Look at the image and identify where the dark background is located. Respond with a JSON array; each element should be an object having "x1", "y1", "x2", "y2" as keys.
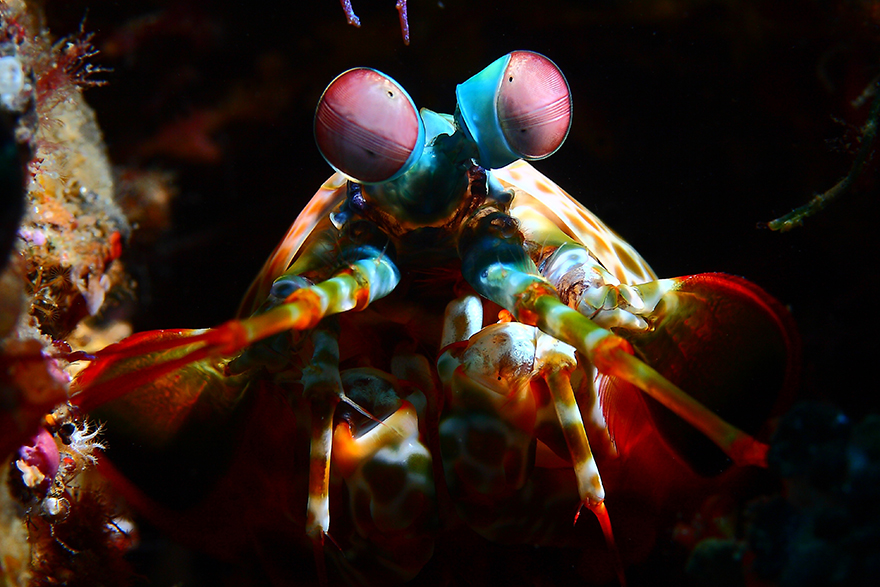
[{"x1": 40, "y1": 0, "x2": 880, "y2": 584}]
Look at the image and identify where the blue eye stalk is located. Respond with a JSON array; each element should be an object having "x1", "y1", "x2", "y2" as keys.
[{"x1": 314, "y1": 51, "x2": 572, "y2": 228}]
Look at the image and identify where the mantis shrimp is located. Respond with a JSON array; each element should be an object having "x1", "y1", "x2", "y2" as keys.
[{"x1": 69, "y1": 51, "x2": 798, "y2": 585}]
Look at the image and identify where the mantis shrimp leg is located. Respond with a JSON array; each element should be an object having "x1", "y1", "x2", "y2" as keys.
[
  {"x1": 458, "y1": 207, "x2": 786, "y2": 469},
  {"x1": 72, "y1": 231, "x2": 400, "y2": 412},
  {"x1": 438, "y1": 301, "x2": 626, "y2": 584}
]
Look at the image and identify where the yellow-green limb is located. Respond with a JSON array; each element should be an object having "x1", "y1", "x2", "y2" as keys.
[
  {"x1": 227, "y1": 252, "x2": 400, "y2": 353},
  {"x1": 529, "y1": 291, "x2": 768, "y2": 468},
  {"x1": 74, "y1": 249, "x2": 399, "y2": 414}
]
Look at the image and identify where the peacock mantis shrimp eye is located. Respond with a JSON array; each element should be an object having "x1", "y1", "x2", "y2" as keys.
[
  {"x1": 314, "y1": 67, "x2": 425, "y2": 184},
  {"x1": 455, "y1": 50, "x2": 572, "y2": 169},
  {"x1": 497, "y1": 51, "x2": 572, "y2": 159}
]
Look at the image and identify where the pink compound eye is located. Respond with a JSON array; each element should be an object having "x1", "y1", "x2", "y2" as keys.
[
  {"x1": 496, "y1": 51, "x2": 572, "y2": 160},
  {"x1": 315, "y1": 68, "x2": 424, "y2": 184}
]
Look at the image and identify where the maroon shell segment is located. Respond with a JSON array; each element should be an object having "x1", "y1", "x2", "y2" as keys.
[
  {"x1": 315, "y1": 68, "x2": 421, "y2": 183},
  {"x1": 497, "y1": 51, "x2": 572, "y2": 160}
]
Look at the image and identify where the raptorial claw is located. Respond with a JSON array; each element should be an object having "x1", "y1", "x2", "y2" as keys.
[
  {"x1": 459, "y1": 207, "x2": 796, "y2": 474},
  {"x1": 616, "y1": 273, "x2": 799, "y2": 474}
]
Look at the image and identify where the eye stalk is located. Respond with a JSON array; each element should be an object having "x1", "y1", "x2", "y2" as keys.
[
  {"x1": 315, "y1": 68, "x2": 425, "y2": 184},
  {"x1": 455, "y1": 51, "x2": 572, "y2": 169}
]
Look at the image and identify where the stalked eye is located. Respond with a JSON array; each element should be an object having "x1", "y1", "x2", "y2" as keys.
[
  {"x1": 455, "y1": 51, "x2": 572, "y2": 169},
  {"x1": 496, "y1": 51, "x2": 571, "y2": 160},
  {"x1": 315, "y1": 68, "x2": 425, "y2": 184}
]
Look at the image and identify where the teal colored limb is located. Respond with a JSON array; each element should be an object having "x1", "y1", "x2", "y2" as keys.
[{"x1": 458, "y1": 208, "x2": 548, "y2": 310}]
